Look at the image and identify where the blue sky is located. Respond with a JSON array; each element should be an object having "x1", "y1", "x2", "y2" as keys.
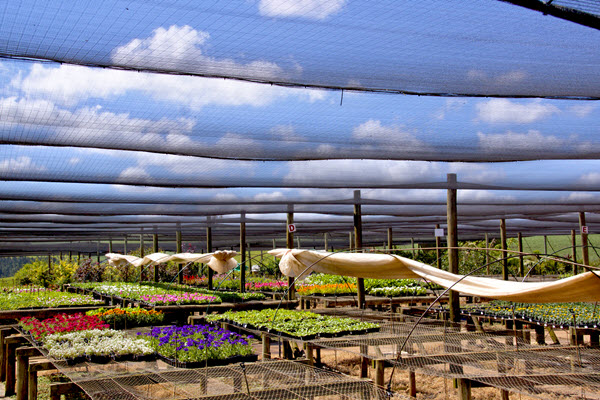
[{"x1": 0, "y1": 0, "x2": 600, "y2": 219}]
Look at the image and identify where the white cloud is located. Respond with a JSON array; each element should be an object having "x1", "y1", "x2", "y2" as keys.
[
  {"x1": 112, "y1": 25, "x2": 284, "y2": 80},
  {"x1": 352, "y1": 120, "x2": 428, "y2": 149},
  {"x1": 578, "y1": 172, "x2": 600, "y2": 186},
  {"x1": 477, "y1": 130, "x2": 565, "y2": 154},
  {"x1": 269, "y1": 124, "x2": 304, "y2": 142},
  {"x1": 254, "y1": 191, "x2": 287, "y2": 201},
  {"x1": 476, "y1": 99, "x2": 560, "y2": 123},
  {"x1": 68, "y1": 158, "x2": 81, "y2": 165},
  {"x1": 560, "y1": 192, "x2": 600, "y2": 202},
  {"x1": 258, "y1": 0, "x2": 346, "y2": 20},
  {"x1": 434, "y1": 98, "x2": 466, "y2": 120},
  {"x1": 568, "y1": 103, "x2": 596, "y2": 118},
  {"x1": 118, "y1": 167, "x2": 152, "y2": 180},
  {"x1": 467, "y1": 70, "x2": 527, "y2": 87},
  {"x1": 0, "y1": 156, "x2": 46, "y2": 173}
]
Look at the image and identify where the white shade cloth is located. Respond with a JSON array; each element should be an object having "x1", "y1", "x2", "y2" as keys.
[
  {"x1": 105, "y1": 250, "x2": 238, "y2": 274},
  {"x1": 269, "y1": 249, "x2": 600, "y2": 303}
]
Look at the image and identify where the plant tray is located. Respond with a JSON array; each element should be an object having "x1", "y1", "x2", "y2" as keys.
[{"x1": 157, "y1": 353, "x2": 258, "y2": 369}]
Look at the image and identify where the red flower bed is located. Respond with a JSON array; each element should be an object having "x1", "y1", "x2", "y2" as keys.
[{"x1": 19, "y1": 313, "x2": 109, "y2": 341}]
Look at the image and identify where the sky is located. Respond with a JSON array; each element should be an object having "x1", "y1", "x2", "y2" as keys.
[{"x1": 0, "y1": 0, "x2": 600, "y2": 228}]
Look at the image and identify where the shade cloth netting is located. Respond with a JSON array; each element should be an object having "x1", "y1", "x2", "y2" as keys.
[
  {"x1": 269, "y1": 249, "x2": 600, "y2": 303},
  {"x1": 105, "y1": 251, "x2": 237, "y2": 274}
]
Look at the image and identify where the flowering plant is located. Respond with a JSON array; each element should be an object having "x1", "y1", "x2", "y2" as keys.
[
  {"x1": 141, "y1": 324, "x2": 254, "y2": 363},
  {"x1": 0, "y1": 290, "x2": 103, "y2": 310},
  {"x1": 86, "y1": 307, "x2": 164, "y2": 328},
  {"x1": 19, "y1": 313, "x2": 109, "y2": 341},
  {"x1": 296, "y1": 283, "x2": 357, "y2": 296},
  {"x1": 368, "y1": 286, "x2": 427, "y2": 297},
  {"x1": 141, "y1": 293, "x2": 218, "y2": 306},
  {"x1": 44, "y1": 329, "x2": 154, "y2": 360}
]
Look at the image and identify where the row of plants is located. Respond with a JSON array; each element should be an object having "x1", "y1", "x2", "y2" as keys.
[
  {"x1": 368, "y1": 286, "x2": 427, "y2": 297},
  {"x1": 139, "y1": 324, "x2": 256, "y2": 367},
  {"x1": 45, "y1": 329, "x2": 155, "y2": 363},
  {"x1": 183, "y1": 274, "x2": 289, "y2": 292},
  {"x1": 206, "y1": 309, "x2": 380, "y2": 340},
  {"x1": 86, "y1": 307, "x2": 164, "y2": 329},
  {"x1": 19, "y1": 313, "x2": 109, "y2": 342},
  {"x1": 462, "y1": 301, "x2": 600, "y2": 328},
  {"x1": 70, "y1": 282, "x2": 221, "y2": 306},
  {"x1": 139, "y1": 282, "x2": 266, "y2": 302},
  {"x1": 0, "y1": 289, "x2": 104, "y2": 310}
]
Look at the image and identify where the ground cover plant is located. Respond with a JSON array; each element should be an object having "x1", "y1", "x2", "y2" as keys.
[
  {"x1": 296, "y1": 274, "x2": 430, "y2": 297},
  {"x1": 0, "y1": 288, "x2": 103, "y2": 310},
  {"x1": 463, "y1": 301, "x2": 600, "y2": 327},
  {"x1": 19, "y1": 313, "x2": 109, "y2": 342},
  {"x1": 71, "y1": 282, "x2": 221, "y2": 305},
  {"x1": 139, "y1": 282, "x2": 266, "y2": 302},
  {"x1": 44, "y1": 329, "x2": 154, "y2": 362},
  {"x1": 206, "y1": 309, "x2": 379, "y2": 339},
  {"x1": 183, "y1": 274, "x2": 288, "y2": 292},
  {"x1": 86, "y1": 307, "x2": 164, "y2": 329},
  {"x1": 141, "y1": 324, "x2": 255, "y2": 365}
]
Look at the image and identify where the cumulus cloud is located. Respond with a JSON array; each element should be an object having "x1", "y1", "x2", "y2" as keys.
[
  {"x1": 112, "y1": 25, "x2": 284, "y2": 80},
  {"x1": 476, "y1": 99, "x2": 560, "y2": 123},
  {"x1": 352, "y1": 120, "x2": 428, "y2": 149},
  {"x1": 258, "y1": 0, "x2": 346, "y2": 20},
  {"x1": 434, "y1": 98, "x2": 466, "y2": 120},
  {"x1": 0, "y1": 156, "x2": 46, "y2": 173},
  {"x1": 568, "y1": 103, "x2": 596, "y2": 118},
  {"x1": 269, "y1": 124, "x2": 304, "y2": 142},
  {"x1": 578, "y1": 172, "x2": 600, "y2": 186},
  {"x1": 477, "y1": 130, "x2": 566, "y2": 156}
]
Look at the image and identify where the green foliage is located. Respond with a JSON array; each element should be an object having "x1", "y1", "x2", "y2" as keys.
[
  {"x1": 14, "y1": 257, "x2": 79, "y2": 287},
  {"x1": 0, "y1": 256, "x2": 34, "y2": 278}
]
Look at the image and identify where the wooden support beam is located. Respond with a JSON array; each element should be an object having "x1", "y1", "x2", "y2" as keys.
[
  {"x1": 500, "y1": 219, "x2": 508, "y2": 281},
  {"x1": 546, "y1": 327, "x2": 561, "y2": 345},
  {"x1": 207, "y1": 224, "x2": 213, "y2": 290},
  {"x1": 16, "y1": 347, "x2": 40, "y2": 400},
  {"x1": 485, "y1": 233, "x2": 490, "y2": 275},
  {"x1": 28, "y1": 360, "x2": 56, "y2": 400},
  {"x1": 517, "y1": 232, "x2": 524, "y2": 277},
  {"x1": 375, "y1": 359, "x2": 385, "y2": 388},
  {"x1": 0, "y1": 327, "x2": 14, "y2": 381},
  {"x1": 140, "y1": 228, "x2": 145, "y2": 258},
  {"x1": 153, "y1": 232, "x2": 159, "y2": 282},
  {"x1": 176, "y1": 225, "x2": 183, "y2": 285},
  {"x1": 457, "y1": 378, "x2": 472, "y2": 400},
  {"x1": 408, "y1": 369, "x2": 417, "y2": 397},
  {"x1": 324, "y1": 232, "x2": 328, "y2": 251},
  {"x1": 435, "y1": 224, "x2": 442, "y2": 269},
  {"x1": 261, "y1": 333, "x2": 271, "y2": 360},
  {"x1": 571, "y1": 229, "x2": 578, "y2": 275},
  {"x1": 49, "y1": 382, "x2": 83, "y2": 400},
  {"x1": 286, "y1": 208, "x2": 295, "y2": 300},
  {"x1": 354, "y1": 190, "x2": 365, "y2": 310},
  {"x1": 5, "y1": 335, "x2": 28, "y2": 397},
  {"x1": 446, "y1": 174, "x2": 460, "y2": 322},
  {"x1": 359, "y1": 343, "x2": 368, "y2": 379},
  {"x1": 579, "y1": 212, "x2": 590, "y2": 267},
  {"x1": 387, "y1": 227, "x2": 393, "y2": 251}
]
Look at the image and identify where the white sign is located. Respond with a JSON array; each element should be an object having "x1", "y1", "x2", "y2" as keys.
[
  {"x1": 582, "y1": 226, "x2": 589, "y2": 234},
  {"x1": 288, "y1": 224, "x2": 296, "y2": 233},
  {"x1": 434, "y1": 228, "x2": 444, "y2": 237}
]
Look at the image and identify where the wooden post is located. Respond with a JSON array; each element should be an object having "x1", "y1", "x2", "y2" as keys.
[
  {"x1": 68, "y1": 250, "x2": 72, "y2": 262},
  {"x1": 47, "y1": 254, "x2": 51, "y2": 275},
  {"x1": 457, "y1": 378, "x2": 472, "y2": 400},
  {"x1": 29, "y1": 361, "x2": 55, "y2": 400},
  {"x1": 579, "y1": 212, "x2": 590, "y2": 267},
  {"x1": 387, "y1": 227, "x2": 393, "y2": 251},
  {"x1": 500, "y1": 389, "x2": 510, "y2": 400},
  {"x1": 96, "y1": 241, "x2": 101, "y2": 264},
  {"x1": 176, "y1": 224, "x2": 183, "y2": 284},
  {"x1": 240, "y1": 213, "x2": 247, "y2": 293},
  {"x1": 124, "y1": 235, "x2": 128, "y2": 254},
  {"x1": 518, "y1": 232, "x2": 524, "y2": 277},
  {"x1": 324, "y1": 232, "x2": 328, "y2": 251},
  {"x1": 261, "y1": 333, "x2": 271, "y2": 360},
  {"x1": 543, "y1": 235, "x2": 548, "y2": 255},
  {"x1": 500, "y1": 219, "x2": 508, "y2": 281},
  {"x1": 435, "y1": 224, "x2": 442, "y2": 269},
  {"x1": 16, "y1": 347, "x2": 39, "y2": 400},
  {"x1": 153, "y1": 232, "x2": 159, "y2": 282},
  {"x1": 207, "y1": 225, "x2": 213, "y2": 290},
  {"x1": 375, "y1": 359, "x2": 385, "y2": 387},
  {"x1": 485, "y1": 232, "x2": 490, "y2": 275},
  {"x1": 108, "y1": 239, "x2": 112, "y2": 254},
  {"x1": 140, "y1": 228, "x2": 145, "y2": 258},
  {"x1": 408, "y1": 369, "x2": 417, "y2": 397},
  {"x1": 571, "y1": 229, "x2": 578, "y2": 275},
  {"x1": 411, "y1": 237, "x2": 416, "y2": 257},
  {"x1": 354, "y1": 190, "x2": 365, "y2": 310},
  {"x1": 359, "y1": 344, "x2": 368, "y2": 378},
  {"x1": 5, "y1": 336, "x2": 27, "y2": 397},
  {"x1": 0, "y1": 328, "x2": 12, "y2": 382},
  {"x1": 286, "y1": 207, "x2": 295, "y2": 300},
  {"x1": 447, "y1": 174, "x2": 460, "y2": 323}
]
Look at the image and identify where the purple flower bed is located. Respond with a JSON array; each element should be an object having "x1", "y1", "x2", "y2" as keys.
[
  {"x1": 140, "y1": 324, "x2": 255, "y2": 366},
  {"x1": 140, "y1": 293, "x2": 218, "y2": 306}
]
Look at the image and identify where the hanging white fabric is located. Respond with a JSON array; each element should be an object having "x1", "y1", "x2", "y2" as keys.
[
  {"x1": 105, "y1": 250, "x2": 238, "y2": 274},
  {"x1": 269, "y1": 248, "x2": 600, "y2": 303}
]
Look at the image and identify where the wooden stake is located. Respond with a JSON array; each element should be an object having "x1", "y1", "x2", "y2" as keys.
[
  {"x1": 518, "y1": 232, "x2": 524, "y2": 277},
  {"x1": 153, "y1": 232, "x2": 159, "y2": 282},
  {"x1": 176, "y1": 225, "x2": 183, "y2": 284},
  {"x1": 286, "y1": 208, "x2": 295, "y2": 300},
  {"x1": 435, "y1": 224, "x2": 442, "y2": 269},
  {"x1": 387, "y1": 227, "x2": 393, "y2": 251},
  {"x1": 579, "y1": 212, "x2": 590, "y2": 267},
  {"x1": 571, "y1": 229, "x2": 578, "y2": 275},
  {"x1": 240, "y1": 213, "x2": 246, "y2": 293},
  {"x1": 207, "y1": 225, "x2": 213, "y2": 290},
  {"x1": 485, "y1": 232, "x2": 490, "y2": 275}
]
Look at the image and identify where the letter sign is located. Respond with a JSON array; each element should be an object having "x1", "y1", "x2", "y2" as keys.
[
  {"x1": 434, "y1": 228, "x2": 444, "y2": 237},
  {"x1": 288, "y1": 224, "x2": 296, "y2": 233},
  {"x1": 582, "y1": 226, "x2": 589, "y2": 234}
]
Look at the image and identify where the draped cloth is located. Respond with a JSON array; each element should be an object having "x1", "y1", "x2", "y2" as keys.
[
  {"x1": 105, "y1": 250, "x2": 238, "y2": 274},
  {"x1": 269, "y1": 249, "x2": 600, "y2": 303}
]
